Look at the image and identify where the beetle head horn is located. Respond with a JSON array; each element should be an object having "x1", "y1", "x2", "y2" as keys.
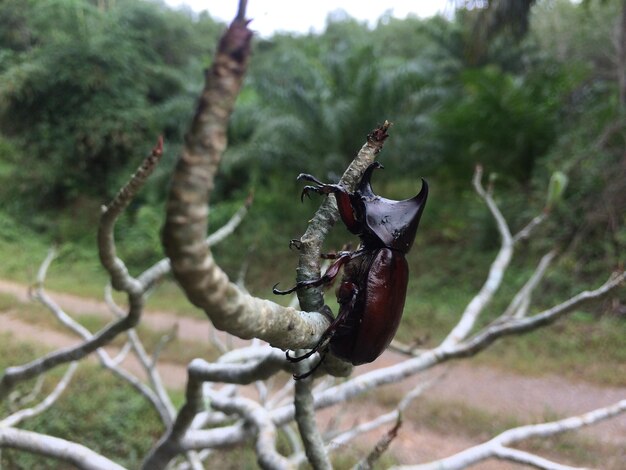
[
  {"x1": 357, "y1": 162, "x2": 384, "y2": 196},
  {"x1": 396, "y1": 178, "x2": 428, "y2": 252}
]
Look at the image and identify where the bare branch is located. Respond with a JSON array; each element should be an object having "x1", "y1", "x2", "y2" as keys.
[
  {"x1": 142, "y1": 351, "x2": 288, "y2": 469},
  {"x1": 138, "y1": 196, "x2": 253, "y2": 290},
  {"x1": 13, "y1": 250, "x2": 171, "y2": 424},
  {"x1": 0, "y1": 427, "x2": 127, "y2": 470},
  {"x1": 267, "y1": 270, "x2": 625, "y2": 427},
  {"x1": 99, "y1": 137, "x2": 163, "y2": 294},
  {"x1": 354, "y1": 414, "x2": 402, "y2": 470},
  {"x1": 294, "y1": 376, "x2": 331, "y2": 470},
  {"x1": 0, "y1": 139, "x2": 165, "y2": 399},
  {"x1": 392, "y1": 399, "x2": 626, "y2": 470},
  {"x1": 513, "y1": 211, "x2": 548, "y2": 243},
  {"x1": 105, "y1": 283, "x2": 177, "y2": 422},
  {"x1": 447, "y1": 270, "x2": 626, "y2": 358},
  {"x1": 8, "y1": 374, "x2": 45, "y2": 412},
  {"x1": 1, "y1": 362, "x2": 78, "y2": 428},
  {"x1": 207, "y1": 193, "x2": 253, "y2": 247},
  {"x1": 329, "y1": 376, "x2": 435, "y2": 464},
  {"x1": 501, "y1": 250, "x2": 557, "y2": 319},
  {"x1": 440, "y1": 165, "x2": 514, "y2": 348},
  {"x1": 209, "y1": 392, "x2": 292, "y2": 469}
]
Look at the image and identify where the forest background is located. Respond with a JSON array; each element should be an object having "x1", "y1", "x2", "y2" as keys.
[{"x1": 0, "y1": 0, "x2": 624, "y2": 465}]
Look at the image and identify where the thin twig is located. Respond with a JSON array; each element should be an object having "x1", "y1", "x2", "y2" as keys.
[
  {"x1": 1, "y1": 362, "x2": 79, "y2": 428},
  {"x1": 440, "y1": 165, "x2": 514, "y2": 348}
]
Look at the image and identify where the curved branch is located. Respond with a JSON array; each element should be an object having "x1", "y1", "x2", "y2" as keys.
[
  {"x1": 209, "y1": 393, "x2": 292, "y2": 469},
  {"x1": 266, "y1": 270, "x2": 626, "y2": 426},
  {"x1": 0, "y1": 427, "x2": 126, "y2": 470},
  {"x1": 142, "y1": 351, "x2": 288, "y2": 469},
  {"x1": 161, "y1": 10, "x2": 331, "y2": 350},
  {"x1": 440, "y1": 165, "x2": 514, "y2": 348},
  {"x1": 392, "y1": 399, "x2": 626, "y2": 470},
  {"x1": 0, "y1": 362, "x2": 78, "y2": 428},
  {"x1": 138, "y1": 196, "x2": 253, "y2": 289}
]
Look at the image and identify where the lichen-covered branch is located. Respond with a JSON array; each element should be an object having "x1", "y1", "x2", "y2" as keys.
[
  {"x1": 99, "y1": 137, "x2": 163, "y2": 294},
  {"x1": 287, "y1": 122, "x2": 390, "y2": 467},
  {"x1": 294, "y1": 376, "x2": 331, "y2": 470},
  {"x1": 293, "y1": 122, "x2": 391, "y2": 314},
  {"x1": 160, "y1": 3, "x2": 387, "y2": 353},
  {"x1": 139, "y1": 196, "x2": 252, "y2": 290}
]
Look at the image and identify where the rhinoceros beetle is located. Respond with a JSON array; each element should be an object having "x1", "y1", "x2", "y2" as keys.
[{"x1": 274, "y1": 161, "x2": 428, "y2": 379}]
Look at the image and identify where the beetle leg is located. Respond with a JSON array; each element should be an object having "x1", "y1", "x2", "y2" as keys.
[
  {"x1": 321, "y1": 249, "x2": 352, "y2": 260},
  {"x1": 286, "y1": 345, "x2": 324, "y2": 362},
  {"x1": 300, "y1": 184, "x2": 344, "y2": 202},
  {"x1": 296, "y1": 173, "x2": 326, "y2": 185},
  {"x1": 292, "y1": 351, "x2": 327, "y2": 380},
  {"x1": 273, "y1": 252, "x2": 354, "y2": 295}
]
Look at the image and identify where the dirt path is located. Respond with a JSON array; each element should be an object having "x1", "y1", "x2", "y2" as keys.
[{"x1": 0, "y1": 278, "x2": 624, "y2": 467}]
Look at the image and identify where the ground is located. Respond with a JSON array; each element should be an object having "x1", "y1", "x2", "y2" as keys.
[{"x1": 0, "y1": 278, "x2": 624, "y2": 468}]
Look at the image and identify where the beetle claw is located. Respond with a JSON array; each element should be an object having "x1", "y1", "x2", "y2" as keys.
[
  {"x1": 300, "y1": 187, "x2": 314, "y2": 202},
  {"x1": 297, "y1": 173, "x2": 325, "y2": 185},
  {"x1": 292, "y1": 352, "x2": 326, "y2": 380},
  {"x1": 289, "y1": 239, "x2": 303, "y2": 250},
  {"x1": 286, "y1": 349, "x2": 315, "y2": 363},
  {"x1": 272, "y1": 282, "x2": 298, "y2": 295}
]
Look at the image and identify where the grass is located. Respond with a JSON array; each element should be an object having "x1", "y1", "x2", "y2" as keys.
[
  {"x1": 1, "y1": 225, "x2": 625, "y2": 387},
  {"x1": 0, "y1": 334, "x2": 164, "y2": 469},
  {"x1": 0, "y1": 292, "x2": 219, "y2": 368},
  {"x1": 0, "y1": 225, "x2": 623, "y2": 468},
  {"x1": 402, "y1": 397, "x2": 625, "y2": 469}
]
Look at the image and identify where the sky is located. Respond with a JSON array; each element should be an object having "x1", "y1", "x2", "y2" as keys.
[{"x1": 163, "y1": 1, "x2": 453, "y2": 37}]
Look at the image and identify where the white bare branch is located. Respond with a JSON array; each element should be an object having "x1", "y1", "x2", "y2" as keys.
[
  {"x1": 104, "y1": 284, "x2": 176, "y2": 421},
  {"x1": 513, "y1": 211, "x2": 548, "y2": 243},
  {"x1": 25, "y1": 253, "x2": 172, "y2": 424},
  {"x1": 209, "y1": 391, "x2": 293, "y2": 469},
  {"x1": 0, "y1": 427, "x2": 127, "y2": 470},
  {"x1": 0, "y1": 362, "x2": 78, "y2": 428},
  {"x1": 392, "y1": 399, "x2": 626, "y2": 470},
  {"x1": 440, "y1": 165, "x2": 514, "y2": 348},
  {"x1": 501, "y1": 250, "x2": 557, "y2": 319}
]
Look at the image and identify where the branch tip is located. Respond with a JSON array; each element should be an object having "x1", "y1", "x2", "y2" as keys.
[
  {"x1": 245, "y1": 190, "x2": 254, "y2": 208},
  {"x1": 368, "y1": 121, "x2": 391, "y2": 144},
  {"x1": 236, "y1": 0, "x2": 248, "y2": 22},
  {"x1": 154, "y1": 135, "x2": 164, "y2": 156}
]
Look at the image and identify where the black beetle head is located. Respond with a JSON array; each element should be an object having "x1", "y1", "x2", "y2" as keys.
[{"x1": 356, "y1": 162, "x2": 428, "y2": 253}]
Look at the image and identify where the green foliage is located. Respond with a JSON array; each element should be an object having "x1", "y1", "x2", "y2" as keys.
[
  {"x1": 433, "y1": 63, "x2": 570, "y2": 183},
  {"x1": 0, "y1": 0, "x2": 221, "y2": 214},
  {"x1": 546, "y1": 170, "x2": 568, "y2": 209}
]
